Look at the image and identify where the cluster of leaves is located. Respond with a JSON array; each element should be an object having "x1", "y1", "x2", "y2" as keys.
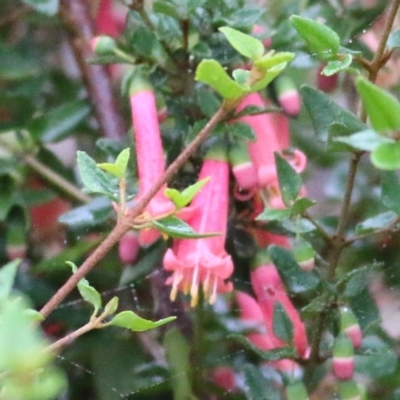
[{"x1": 2, "y1": 0, "x2": 400, "y2": 399}]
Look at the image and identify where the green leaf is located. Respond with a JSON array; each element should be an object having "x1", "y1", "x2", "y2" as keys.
[
  {"x1": 24, "y1": 309, "x2": 45, "y2": 323},
  {"x1": 371, "y1": 142, "x2": 400, "y2": 170},
  {"x1": 103, "y1": 297, "x2": 119, "y2": 316},
  {"x1": 381, "y1": 171, "x2": 400, "y2": 214},
  {"x1": 229, "y1": 121, "x2": 256, "y2": 140},
  {"x1": 243, "y1": 364, "x2": 279, "y2": 400},
  {"x1": 29, "y1": 100, "x2": 90, "y2": 143},
  {"x1": 219, "y1": 27, "x2": 264, "y2": 61},
  {"x1": 254, "y1": 52, "x2": 295, "y2": 69},
  {"x1": 256, "y1": 208, "x2": 291, "y2": 221},
  {"x1": 58, "y1": 197, "x2": 113, "y2": 230},
  {"x1": 0, "y1": 259, "x2": 20, "y2": 303},
  {"x1": 195, "y1": 59, "x2": 246, "y2": 100},
  {"x1": 322, "y1": 54, "x2": 352, "y2": 76},
  {"x1": 268, "y1": 245, "x2": 319, "y2": 293},
  {"x1": 77, "y1": 151, "x2": 119, "y2": 198},
  {"x1": 387, "y1": 28, "x2": 400, "y2": 50},
  {"x1": 107, "y1": 311, "x2": 175, "y2": 331},
  {"x1": 275, "y1": 153, "x2": 302, "y2": 206},
  {"x1": 334, "y1": 129, "x2": 394, "y2": 152},
  {"x1": 21, "y1": 0, "x2": 59, "y2": 15},
  {"x1": 249, "y1": 62, "x2": 287, "y2": 92},
  {"x1": 273, "y1": 302, "x2": 293, "y2": 343},
  {"x1": 67, "y1": 261, "x2": 102, "y2": 313},
  {"x1": 152, "y1": 216, "x2": 218, "y2": 238},
  {"x1": 289, "y1": 15, "x2": 340, "y2": 60},
  {"x1": 232, "y1": 68, "x2": 251, "y2": 85},
  {"x1": 229, "y1": 334, "x2": 296, "y2": 361},
  {"x1": 97, "y1": 147, "x2": 130, "y2": 179},
  {"x1": 356, "y1": 77, "x2": 400, "y2": 135},
  {"x1": 164, "y1": 328, "x2": 197, "y2": 400},
  {"x1": 355, "y1": 336, "x2": 397, "y2": 378},
  {"x1": 355, "y1": 211, "x2": 398, "y2": 235},
  {"x1": 196, "y1": 86, "x2": 220, "y2": 118},
  {"x1": 165, "y1": 178, "x2": 210, "y2": 209},
  {"x1": 301, "y1": 85, "x2": 366, "y2": 141},
  {"x1": 291, "y1": 197, "x2": 316, "y2": 217}
]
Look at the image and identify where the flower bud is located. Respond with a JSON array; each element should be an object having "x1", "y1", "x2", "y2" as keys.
[
  {"x1": 229, "y1": 140, "x2": 258, "y2": 190},
  {"x1": 118, "y1": 231, "x2": 140, "y2": 264},
  {"x1": 212, "y1": 366, "x2": 237, "y2": 392},
  {"x1": 317, "y1": 64, "x2": 339, "y2": 92},
  {"x1": 286, "y1": 380, "x2": 309, "y2": 400},
  {"x1": 293, "y1": 238, "x2": 315, "y2": 271},
  {"x1": 90, "y1": 35, "x2": 117, "y2": 55},
  {"x1": 340, "y1": 306, "x2": 362, "y2": 348},
  {"x1": 275, "y1": 76, "x2": 301, "y2": 117},
  {"x1": 332, "y1": 334, "x2": 354, "y2": 380},
  {"x1": 338, "y1": 380, "x2": 361, "y2": 400}
]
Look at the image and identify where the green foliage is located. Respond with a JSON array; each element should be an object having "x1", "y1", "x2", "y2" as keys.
[
  {"x1": 107, "y1": 311, "x2": 176, "y2": 332},
  {"x1": 97, "y1": 148, "x2": 130, "y2": 180},
  {"x1": 152, "y1": 216, "x2": 219, "y2": 238},
  {"x1": 165, "y1": 178, "x2": 210, "y2": 209},
  {"x1": 275, "y1": 152, "x2": 302, "y2": 206}
]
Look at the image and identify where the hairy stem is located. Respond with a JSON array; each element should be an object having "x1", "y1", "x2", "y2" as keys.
[{"x1": 40, "y1": 103, "x2": 232, "y2": 319}]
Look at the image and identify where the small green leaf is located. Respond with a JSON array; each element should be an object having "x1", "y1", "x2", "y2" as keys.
[
  {"x1": 268, "y1": 245, "x2": 319, "y2": 293},
  {"x1": 273, "y1": 302, "x2": 293, "y2": 343},
  {"x1": 249, "y1": 62, "x2": 287, "y2": 92},
  {"x1": 381, "y1": 171, "x2": 400, "y2": 214},
  {"x1": 24, "y1": 309, "x2": 45, "y2": 323},
  {"x1": 322, "y1": 54, "x2": 352, "y2": 76},
  {"x1": 356, "y1": 77, "x2": 400, "y2": 136},
  {"x1": 115, "y1": 148, "x2": 130, "y2": 175},
  {"x1": 291, "y1": 197, "x2": 316, "y2": 217},
  {"x1": 0, "y1": 259, "x2": 20, "y2": 303},
  {"x1": 355, "y1": 211, "x2": 398, "y2": 235},
  {"x1": 275, "y1": 153, "x2": 302, "y2": 206},
  {"x1": 103, "y1": 297, "x2": 119, "y2": 316},
  {"x1": 67, "y1": 261, "x2": 102, "y2": 313},
  {"x1": 195, "y1": 59, "x2": 246, "y2": 100},
  {"x1": 152, "y1": 216, "x2": 218, "y2": 239},
  {"x1": 334, "y1": 129, "x2": 394, "y2": 151},
  {"x1": 371, "y1": 142, "x2": 400, "y2": 170},
  {"x1": 232, "y1": 68, "x2": 251, "y2": 85},
  {"x1": 196, "y1": 86, "x2": 220, "y2": 117},
  {"x1": 77, "y1": 151, "x2": 119, "y2": 198},
  {"x1": 229, "y1": 121, "x2": 256, "y2": 140},
  {"x1": 289, "y1": 15, "x2": 340, "y2": 60},
  {"x1": 387, "y1": 28, "x2": 400, "y2": 50},
  {"x1": 219, "y1": 27, "x2": 264, "y2": 60},
  {"x1": 254, "y1": 52, "x2": 295, "y2": 69},
  {"x1": 165, "y1": 178, "x2": 210, "y2": 209},
  {"x1": 301, "y1": 85, "x2": 367, "y2": 141},
  {"x1": 97, "y1": 148, "x2": 130, "y2": 179},
  {"x1": 107, "y1": 311, "x2": 175, "y2": 331},
  {"x1": 256, "y1": 208, "x2": 291, "y2": 221}
]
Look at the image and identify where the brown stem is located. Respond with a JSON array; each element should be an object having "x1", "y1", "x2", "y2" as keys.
[
  {"x1": 59, "y1": 0, "x2": 126, "y2": 141},
  {"x1": 39, "y1": 103, "x2": 231, "y2": 319}
]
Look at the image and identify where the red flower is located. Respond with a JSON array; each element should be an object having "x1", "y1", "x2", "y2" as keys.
[{"x1": 163, "y1": 148, "x2": 233, "y2": 306}]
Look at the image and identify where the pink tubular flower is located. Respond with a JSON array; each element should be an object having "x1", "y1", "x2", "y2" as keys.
[
  {"x1": 129, "y1": 74, "x2": 176, "y2": 246},
  {"x1": 163, "y1": 146, "x2": 234, "y2": 306},
  {"x1": 250, "y1": 263, "x2": 309, "y2": 358}
]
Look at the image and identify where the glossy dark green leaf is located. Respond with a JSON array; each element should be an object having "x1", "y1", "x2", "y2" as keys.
[
  {"x1": 301, "y1": 85, "x2": 366, "y2": 141},
  {"x1": 388, "y1": 28, "x2": 400, "y2": 50},
  {"x1": 275, "y1": 153, "x2": 302, "y2": 206},
  {"x1": 195, "y1": 59, "x2": 246, "y2": 100},
  {"x1": 381, "y1": 171, "x2": 400, "y2": 214},
  {"x1": 229, "y1": 121, "x2": 256, "y2": 140},
  {"x1": 229, "y1": 334, "x2": 296, "y2": 361},
  {"x1": 108, "y1": 311, "x2": 175, "y2": 332},
  {"x1": 219, "y1": 27, "x2": 264, "y2": 60},
  {"x1": 339, "y1": 264, "x2": 379, "y2": 299},
  {"x1": 268, "y1": 245, "x2": 319, "y2": 293},
  {"x1": 355, "y1": 211, "x2": 397, "y2": 235},
  {"x1": 165, "y1": 178, "x2": 210, "y2": 209},
  {"x1": 289, "y1": 16, "x2": 340, "y2": 60},
  {"x1": 356, "y1": 77, "x2": 400, "y2": 136},
  {"x1": 334, "y1": 129, "x2": 393, "y2": 152},
  {"x1": 21, "y1": 0, "x2": 59, "y2": 15},
  {"x1": 371, "y1": 142, "x2": 400, "y2": 170},
  {"x1": 67, "y1": 261, "x2": 102, "y2": 313},
  {"x1": 322, "y1": 54, "x2": 352, "y2": 76},
  {"x1": 256, "y1": 208, "x2": 291, "y2": 221},
  {"x1": 152, "y1": 216, "x2": 218, "y2": 238},
  {"x1": 291, "y1": 197, "x2": 316, "y2": 217},
  {"x1": 355, "y1": 336, "x2": 397, "y2": 378},
  {"x1": 243, "y1": 364, "x2": 280, "y2": 400},
  {"x1": 58, "y1": 197, "x2": 114, "y2": 230},
  {"x1": 196, "y1": 86, "x2": 220, "y2": 118},
  {"x1": 273, "y1": 302, "x2": 293, "y2": 343},
  {"x1": 0, "y1": 259, "x2": 20, "y2": 303},
  {"x1": 77, "y1": 151, "x2": 119, "y2": 198},
  {"x1": 29, "y1": 100, "x2": 90, "y2": 143}
]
